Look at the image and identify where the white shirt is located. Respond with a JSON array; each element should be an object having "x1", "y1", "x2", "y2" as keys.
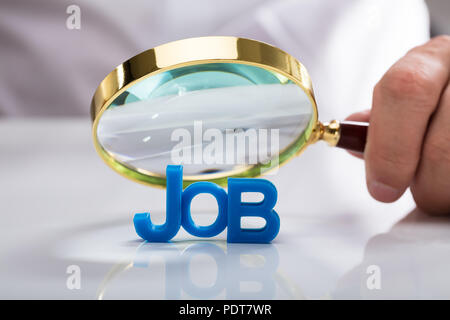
[{"x1": 0, "y1": 0, "x2": 429, "y2": 118}]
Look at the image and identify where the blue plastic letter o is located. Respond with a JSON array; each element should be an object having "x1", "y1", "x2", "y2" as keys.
[{"x1": 181, "y1": 182, "x2": 228, "y2": 237}]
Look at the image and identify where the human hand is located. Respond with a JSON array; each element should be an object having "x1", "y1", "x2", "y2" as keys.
[{"x1": 347, "y1": 36, "x2": 450, "y2": 215}]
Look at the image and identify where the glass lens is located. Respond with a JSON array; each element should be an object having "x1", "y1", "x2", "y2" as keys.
[{"x1": 96, "y1": 63, "x2": 314, "y2": 178}]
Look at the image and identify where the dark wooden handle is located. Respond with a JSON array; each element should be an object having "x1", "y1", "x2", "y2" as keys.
[{"x1": 336, "y1": 121, "x2": 369, "y2": 153}]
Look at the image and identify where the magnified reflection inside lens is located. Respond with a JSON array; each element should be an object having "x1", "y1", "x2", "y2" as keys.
[{"x1": 96, "y1": 63, "x2": 314, "y2": 177}]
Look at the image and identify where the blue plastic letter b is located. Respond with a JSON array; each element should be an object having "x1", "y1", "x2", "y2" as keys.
[{"x1": 227, "y1": 178, "x2": 280, "y2": 243}]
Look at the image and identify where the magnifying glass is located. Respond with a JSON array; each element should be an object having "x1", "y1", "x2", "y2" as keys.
[{"x1": 91, "y1": 36, "x2": 368, "y2": 188}]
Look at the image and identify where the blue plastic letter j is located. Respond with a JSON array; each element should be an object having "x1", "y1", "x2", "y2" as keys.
[
  {"x1": 227, "y1": 178, "x2": 280, "y2": 243},
  {"x1": 133, "y1": 165, "x2": 183, "y2": 242}
]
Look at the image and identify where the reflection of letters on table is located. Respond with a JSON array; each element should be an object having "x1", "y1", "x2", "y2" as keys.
[{"x1": 101, "y1": 242, "x2": 281, "y2": 300}]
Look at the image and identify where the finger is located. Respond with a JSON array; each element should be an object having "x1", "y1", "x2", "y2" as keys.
[
  {"x1": 346, "y1": 109, "x2": 371, "y2": 123},
  {"x1": 366, "y1": 36, "x2": 450, "y2": 202},
  {"x1": 411, "y1": 82, "x2": 450, "y2": 215},
  {"x1": 345, "y1": 109, "x2": 371, "y2": 159}
]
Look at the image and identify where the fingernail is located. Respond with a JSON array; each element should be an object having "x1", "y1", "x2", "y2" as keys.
[{"x1": 368, "y1": 180, "x2": 402, "y2": 202}]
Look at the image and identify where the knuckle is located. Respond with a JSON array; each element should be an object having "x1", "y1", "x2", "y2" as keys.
[
  {"x1": 431, "y1": 34, "x2": 450, "y2": 47},
  {"x1": 410, "y1": 133, "x2": 450, "y2": 216},
  {"x1": 369, "y1": 146, "x2": 417, "y2": 187},
  {"x1": 378, "y1": 65, "x2": 434, "y2": 103},
  {"x1": 411, "y1": 185, "x2": 450, "y2": 216},
  {"x1": 411, "y1": 35, "x2": 450, "y2": 55},
  {"x1": 424, "y1": 135, "x2": 450, "y2": 164}
]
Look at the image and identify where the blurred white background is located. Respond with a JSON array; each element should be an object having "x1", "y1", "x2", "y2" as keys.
[{"x1": 0, "y1": 0, "x2": 434, "y2": 118}]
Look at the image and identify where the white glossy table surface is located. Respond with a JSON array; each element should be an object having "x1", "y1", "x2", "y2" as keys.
[{"x1": 1, "y1": 119, "x2": 449, "y2": 299}]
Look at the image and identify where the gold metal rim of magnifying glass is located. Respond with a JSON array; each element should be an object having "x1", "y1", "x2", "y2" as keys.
[{"x1": 91, "y1": 36, "x2": 339, "y2": 188}]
